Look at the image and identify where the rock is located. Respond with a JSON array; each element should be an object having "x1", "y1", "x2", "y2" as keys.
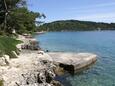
[
  {"x1": 54, "y1": 65, "x2": 65, "y2": 76},
  {"x1": 38, "y1": 51, "x2": 44, "y2": 55},
  {"x1": 51, "y1": 80, "x2": 63, "y2": 86},
  {"x1": 0, "y1": 55, "x2": 10, "y2": 66},
  {"x1": 0, "y1": 57, "x2": 7, "y2": 66},
  {"x1": 0, "y1": 35, "x2": 63, "y2": 86},
  {"x1": 37, "y1": 60, "x2": 56, "y2": 84},
  {"x1": 4, "y1": 55, "x2": 10, "y2": 62},
  {"x1": 48, "y1": 52, "x2": 97, "y2": 73},
  {"x1": 0, "y1": 58, "x2": 58, "y2": 86}
]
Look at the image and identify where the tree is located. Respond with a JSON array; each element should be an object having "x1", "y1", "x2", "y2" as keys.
[
  {"x1": 38, "y1": 20, "x2": 115, "y2": 31},
  {"x1": 7, "y1": 7, "x2": 42, "y2": 34},
  {"x1": 0, "y1": 0, "x2": 5, "y2": 24},
  {"x1": 0, "y1": 0, "x2": 26, "y2": 34},
  {"x1": 0, "y1": 0, "x2": 45, "y2": 35}
]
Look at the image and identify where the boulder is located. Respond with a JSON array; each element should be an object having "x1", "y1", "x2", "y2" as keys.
[{"x1": 0, "y1": 55, "x2": 10, "y2": 66}]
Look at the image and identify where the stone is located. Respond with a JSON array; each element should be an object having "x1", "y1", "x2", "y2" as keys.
[
  {"x1": 48, "y1": 52, "x2": 97, "y2": 73},
  {"x1": 0, "y1": 57, "x2": 58, "y2": 86},
  {"x1": 0, "y1": 55, "x2": 10, "y2": 66},
  {"x1": 51, "y1": 80, "x2": 63, "y2": 86}
]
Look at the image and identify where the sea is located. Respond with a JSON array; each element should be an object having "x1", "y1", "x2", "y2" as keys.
[{"x1": 35, "y1": 31, "x2": 115, "y2": 86}]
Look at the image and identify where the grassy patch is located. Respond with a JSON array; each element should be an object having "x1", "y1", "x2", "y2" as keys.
[
  {"x1": 0, "y1": 80, "x2": 3, "y2": 86},
  {"x1": 0, "y1": 36, "x2": 22, "y2": 58}
]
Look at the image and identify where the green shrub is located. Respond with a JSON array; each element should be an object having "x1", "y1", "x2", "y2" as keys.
[
  {"x1": 0, "y1": 80, "x2": 3, "y2": 86},
  {"x1": 0, "y1": 36, "x2": 22, "y2": 58}
]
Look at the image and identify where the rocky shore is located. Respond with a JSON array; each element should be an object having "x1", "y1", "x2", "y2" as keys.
[
  {"x1": 0, "y1": 35, "x2": 97, "y2": 86},
  {"x1": 0, "y1": 35, "x2": 63, "y2": 86}
]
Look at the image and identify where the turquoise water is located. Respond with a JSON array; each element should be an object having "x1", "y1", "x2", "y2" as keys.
[{"x1": 35, "y1": 31, "x2": 115, "y2": 86}]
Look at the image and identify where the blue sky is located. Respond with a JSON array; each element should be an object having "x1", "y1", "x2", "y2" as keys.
[{"x1": 27, "y1": 0, "x2": 115, "y2": 23}]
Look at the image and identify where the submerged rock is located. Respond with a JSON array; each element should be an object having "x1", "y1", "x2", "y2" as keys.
[{"x1": 51, "y1": 80, "x2": 64, "y2": 86}]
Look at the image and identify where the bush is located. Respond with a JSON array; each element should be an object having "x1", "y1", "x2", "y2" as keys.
[
  {"x1": 0, "y1": 36, "x2": 22, "y2": 58},
  {"x1": 0, "y1": 80, "x2": 3, "y2": 86}
]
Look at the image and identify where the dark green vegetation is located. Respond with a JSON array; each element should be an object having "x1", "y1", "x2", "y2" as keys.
[
  {"x1": 38, "y1": 20, "x2": 115, "y2": 31},
  {"x1": 0, "y1": 0, "x2": 44, "y2": 58},
  {"x1": 7, "y1": 7, "x2": 42, "y2": 34},
  {"x1": 0, "y1": 37, "x2": 22, "y2": 58},
  {"x1": 0, "y1": 0, "x2": 45, "y2": 35},
  {"x1": 0, "y1": 80, "x2": 3, "y2": 86}
]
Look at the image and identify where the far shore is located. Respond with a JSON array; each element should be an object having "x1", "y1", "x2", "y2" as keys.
[{"x1": 37, "y1": 30, "x2": 115, "y2": 33}]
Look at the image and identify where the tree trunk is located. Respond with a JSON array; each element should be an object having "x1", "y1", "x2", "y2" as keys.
[{"x1": 3, "y1": 0, "x2": 8, "y2": 32}]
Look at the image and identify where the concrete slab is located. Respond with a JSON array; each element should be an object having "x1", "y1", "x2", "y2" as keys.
[{"x1": 48, "y1": 52, "x2": 97, "y2": 73}]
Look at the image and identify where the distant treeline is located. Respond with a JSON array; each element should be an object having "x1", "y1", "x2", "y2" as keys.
[{"x1": 38, "y1": 20, "x2": 115, "y2": 31}]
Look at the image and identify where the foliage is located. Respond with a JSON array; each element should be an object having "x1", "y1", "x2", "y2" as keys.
[
  {"x1": 0, "y1": 0, "x2": 45, "y2": 59},
  {"x1": 38, "y1": 20, "x2": 115, "y2": 31},
  {"x1": 0, "y1": 0, "x2": 44, "y2": 35},
  {"x1": 0, "y1": 36, "x2": 22, "y2": 58},
  {"x1": 0, "y1": 0, "x2": 25, "y2": 24},
  {"x1": 0, "y1": 80, "x2": 3, "y2": 86},
  {"x1": 6, "y1": 7, "x2": 41, "y2": 34}
]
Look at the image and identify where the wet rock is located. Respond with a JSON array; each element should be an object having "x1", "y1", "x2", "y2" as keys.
[{"x1": 51, "y1": 80, "x2": 63, "y2": 86}]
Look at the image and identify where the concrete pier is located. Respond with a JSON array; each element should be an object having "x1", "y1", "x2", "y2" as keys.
[{"x1": 48, "y1": 52, "x2": 97, "y2": 73}]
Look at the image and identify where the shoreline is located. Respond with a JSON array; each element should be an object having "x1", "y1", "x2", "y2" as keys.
[
  {"x1": 0, "y1": 34, "x2": 97, "y2": 86},
  {"x1": 0, "y1": 35, "x2": 63, "y2": 86}
]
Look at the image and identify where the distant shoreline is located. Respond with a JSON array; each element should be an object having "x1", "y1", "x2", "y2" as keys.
[
  {"x1": 38, "y1": 20, "x2": 115, "y2": 32},
  {"x1": 36, "y1": 30, "x2": 115, "y2": 36},
  {"x1": 37, "y1": 30, "x2": 115, "y2": 33}
]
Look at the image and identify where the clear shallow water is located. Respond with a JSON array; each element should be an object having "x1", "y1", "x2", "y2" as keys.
[{"x1": 35, "y1": 31, "x2": 115, "y2": 86}]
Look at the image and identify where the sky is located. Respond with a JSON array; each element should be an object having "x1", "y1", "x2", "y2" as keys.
[{"x1": 27, "y1": 0, "x2": 115, "y2": 23}]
